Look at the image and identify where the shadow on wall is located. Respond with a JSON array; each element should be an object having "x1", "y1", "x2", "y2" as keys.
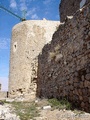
[
  {"x1": 60, "y1": 0, "x2": 90, "y2": 22},
  {"x1": 36, "y1": 3, "x2": 90, "y2": 113}
]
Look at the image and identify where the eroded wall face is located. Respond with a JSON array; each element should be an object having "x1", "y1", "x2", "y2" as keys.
[
  {"x1": 60, "y1": 0, "x2": 90, "y2": 22},
  {"x1": 9, "y1": 20, "x2": 59, "y2": 99},
  {"x1": 37, "y1": 4, "x2": 90, "y2": 112},
  {"x1": 60, "y1": 0, "x2": 81, "y2": 22}
]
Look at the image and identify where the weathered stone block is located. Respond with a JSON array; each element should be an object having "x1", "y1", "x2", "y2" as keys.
[
  {"x1": 79, "y1": 96, "x2": 83, "y2": 101},
  {"x1": 84, "y1": 80, "x2": 90, "y2": 87},
  {"x1": 81, "y1": 102, "x2": 85, "y2": 108},
  {"x1": 85, "y1": 73, "x2": 90, "y2": 80}
]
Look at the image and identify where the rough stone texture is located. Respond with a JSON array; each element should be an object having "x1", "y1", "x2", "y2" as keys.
[
  {"x1": 0, "y1": 104, "x2": 20, "y2": 120},
  {"x1": 59, "y1": 0, "x2": 90, "y2": 22},
  {"x1": 9, "y1": 20, "x2": 60, "y2": 99},
  {"x1": 37, "y1": 4, "x2": 90, "y2": 112}
]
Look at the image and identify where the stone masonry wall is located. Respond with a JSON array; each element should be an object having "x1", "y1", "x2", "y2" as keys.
[
  {"x1": 9, "y1": 20, "x2": 60, "y2": 100},
  {"x1": 37, "y1": 4, "x2": 90, "y2": 112},
  {"x1": 60, "y1": 0, "x2": 81, "y2": 22},
  {"x1": 60, "y1": 0, "x2": 90, "y2": 22}
]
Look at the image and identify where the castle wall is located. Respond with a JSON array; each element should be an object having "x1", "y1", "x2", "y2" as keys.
[
  {"x1": 9, "y1": 20, "x2": 60, "y2": 100},
  {"x1": 37, "y1": 4, "x2": 90, "y2": 112},
  {"x1": 0, "y1": 84, "x2": 1, "y2": 91},
  {"x1": 60, "y1": 0, "x2": 89, "y2": 22}
]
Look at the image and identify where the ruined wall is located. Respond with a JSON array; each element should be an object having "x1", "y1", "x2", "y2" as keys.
[
  {"x1": 37, "y1": 4, "x2": 90, "y2": 112},
  {"x1": 60, "y1": 0, "x2": 90, "y2": 22},
  {"x1": 9, "y1": 20, "x2": 60, "y2": 100},
  {"x1": 0, "y1": 84, "x2": 1, "y2": 91}
]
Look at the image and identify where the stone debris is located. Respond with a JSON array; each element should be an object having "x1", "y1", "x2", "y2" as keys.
[
  {"x1": 0, "y1": 99, "x2": 90, "y2": 120},
  {"x1": 0, "y1": 104, "x2": 20, "y2": 120},
  {"x1": 35, "y1": 109, "x2": 90, "y2": 120},
  {"x1": 42, "y1": 105, "x2": 51, "y2": 110},
  {"x1": 6, "y1": 98, "x2": 14, "y2": 103}
]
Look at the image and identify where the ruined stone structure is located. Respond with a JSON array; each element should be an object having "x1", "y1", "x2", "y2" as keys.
[
  {"x1": 0, "y1": 83, "x2": 1, "y2": 91},
  {"x1": 8, "y1": 0, "x2": 90, "y2": 112},
  {"x1": 9, "y1": 20, "x2": 60, "y2": 99},
  {"x1": 37, "y1": 3, "x2": 90, "y2": 112},
  {"x1": 60, "y1": 0, "x2": 89, "y2": 22}
]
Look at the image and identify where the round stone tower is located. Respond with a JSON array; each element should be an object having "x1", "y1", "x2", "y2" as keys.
[{"x1": 9, "y1": 20, "x2": 60, "y2": 100}]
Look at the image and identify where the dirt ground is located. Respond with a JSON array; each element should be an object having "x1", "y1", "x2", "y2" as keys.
[
  {"x1": 35, "y1": 109, "x2": 90, "y2": 120},
  {"x1": 0, "y1": 99, "x2": 90, "y2": 120},
  {"x1": 34, "y1": 99, "x2": 90, "y2": 120}
]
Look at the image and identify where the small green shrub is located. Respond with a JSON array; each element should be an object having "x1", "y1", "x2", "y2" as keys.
[{"x1": 48, "y1": 98, "x2": 71, "y2": 110}]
